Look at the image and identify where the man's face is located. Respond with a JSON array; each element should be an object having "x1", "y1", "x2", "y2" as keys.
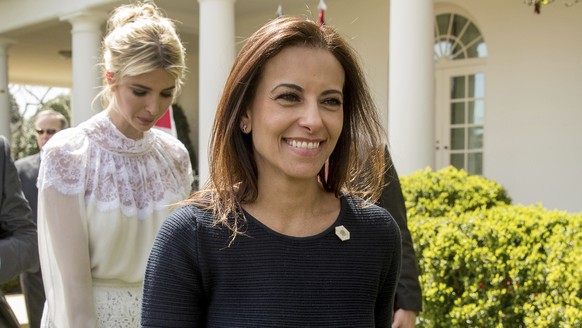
[{"x1": 35, "y1": 116, "x2": 62, "y2": 150}]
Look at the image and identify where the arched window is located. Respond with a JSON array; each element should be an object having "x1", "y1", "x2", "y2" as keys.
[
  {"x1": 434, "y1": 12, "x2": 487, "y2": 175},
  {"x1": 434, "y1": 13, "x2": 487, "y2": 61}
]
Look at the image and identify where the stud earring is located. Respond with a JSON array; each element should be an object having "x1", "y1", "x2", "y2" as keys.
[{"x1": 241, "y1": 125, "x2": 247, "y2": 133}]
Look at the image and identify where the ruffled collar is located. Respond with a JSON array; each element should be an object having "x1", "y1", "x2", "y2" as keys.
[{"x1": 82, "y1": 111, "x2": 155, "y2": 156}]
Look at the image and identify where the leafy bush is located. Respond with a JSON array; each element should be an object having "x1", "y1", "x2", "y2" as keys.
[
  {"x1": 402, "y1": 167, "x2": 582, "y2": 328},
  {"x1": 402, "y1": 166, "x2": 511, "y2": 218},
  {"x1": 0, "y1": 278, "x2": 20, "y2": 295}
]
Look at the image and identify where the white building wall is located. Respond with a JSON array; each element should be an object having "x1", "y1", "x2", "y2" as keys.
[{"x1": 448, "y1": 0, "x2": 582, "y2": 212}]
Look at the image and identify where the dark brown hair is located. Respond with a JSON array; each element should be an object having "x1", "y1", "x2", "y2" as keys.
[{"x1": 189, "y1": 16, "x2": 386, "y2": 239}]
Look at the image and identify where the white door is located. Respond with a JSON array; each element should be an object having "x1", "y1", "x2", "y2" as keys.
[{"x1": 435, "y1": 66, "x2": 485, "y2": 175}]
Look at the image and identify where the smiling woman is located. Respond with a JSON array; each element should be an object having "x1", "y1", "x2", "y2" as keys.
[
  {"x1": 241, "y1": 46, "x2": 345, "y2": 185},
  {"x1": 141, "y1": 15, "x2": 401, "y2": 328}
]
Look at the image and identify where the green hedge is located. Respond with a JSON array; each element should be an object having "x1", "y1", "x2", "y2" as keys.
[
  {"x1": 402, "y1": 166, "x2": 511, "y2": 218},
  {"x1": 401, "y1": 167, "x2": 582, "y2": 328}
]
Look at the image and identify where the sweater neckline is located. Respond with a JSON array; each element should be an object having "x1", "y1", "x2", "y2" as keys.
[{"x1": 241, "y1": 196, "x2": 346, "y2": 241}]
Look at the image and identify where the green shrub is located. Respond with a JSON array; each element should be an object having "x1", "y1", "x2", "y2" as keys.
[
  {"x1": 172, "y1": 103, "x2": 197, "y2": 175},
  {"x1": 0, "y1": 278, "x2": 21, "y2": 295},
  {"x1": 401, "y1": 166, "x2": 512, "y2": 218},
  {"x1": 401, "y1": 167, "x2": 582, "y2": 327}
]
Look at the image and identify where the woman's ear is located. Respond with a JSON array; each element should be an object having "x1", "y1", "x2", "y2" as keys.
[
  {"x1": 106, "y1": 71, "x2": 117, "y2": 91},
  {"x1": 240, "y1": 109, "x2": 252, "y2": 134}
]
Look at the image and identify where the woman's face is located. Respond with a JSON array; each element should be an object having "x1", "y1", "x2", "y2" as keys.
[
  {"x1": 243, "y1": 46, "x2": 345, "y2": 183},
  {"x1": 109, "y1": 68, "x2": 175, "y2": 139}
]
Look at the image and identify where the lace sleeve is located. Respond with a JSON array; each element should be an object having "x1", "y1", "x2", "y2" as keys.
[
  {"x1": 154, "y1": 131, "x2": 194, "y2": 195},
  {"x1": 38, "y1": 129, "x2": 90, "y2": 195},
  {"x1": 176, "y1": 144, "x2": 194, "y2": 194},
  {"x1": 38, "y1": 187, "x2": 96, "y2": 328}
]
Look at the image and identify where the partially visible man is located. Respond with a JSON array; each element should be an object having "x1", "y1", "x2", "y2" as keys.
[
  {"x1": 15, "y1": 109, "x2": 68, "y2": 328},
  {"x1": 0, "y1": 135, "x2": 37, "y2": 328},
  {"x1": 379, "y1": 146, "x2": 423, "y2": 328}
]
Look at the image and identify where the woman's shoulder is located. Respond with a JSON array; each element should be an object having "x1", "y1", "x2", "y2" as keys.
[
  {"x1": 157, "y1": 203, "x2": 234, "y2": 252},
  {"x1": 341, "y1": 195, "x2": 401, "y2": 249},
  {"x1": 43, "y1": 126, "x2": 87, "y2": 153},
  {"x1": 152, "y1": 130, "x2": 188, "y2": 154},
  {"x1": 162, "y1": 204, "x2": 215, "y2": 232},
  {"x1": 342, "y1": 195, "x2": 397, "y2": 226},
  {"x1": 38, "y1": 127, "x2": 91, "y2": 193},
  {"x1": 151, "y1": 131, "x2": 193, "y2": 188},
  {"x1": 342, "y1": 194, "x2": 387, "y2": 213}
]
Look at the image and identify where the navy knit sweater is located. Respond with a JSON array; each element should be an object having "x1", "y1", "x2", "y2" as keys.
[{"x1": 141, "y1": 195, "x2": 401, "y2": 328}]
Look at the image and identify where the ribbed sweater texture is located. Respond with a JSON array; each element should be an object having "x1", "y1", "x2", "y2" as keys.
[{"x1": 141, "y1": 195, "x2": 401, "y2": 327}]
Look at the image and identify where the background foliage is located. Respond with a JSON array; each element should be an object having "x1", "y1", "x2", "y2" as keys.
[
  {"x1": 171, "y1": 103, "x2": 198, "y2": 176},
  {"x1": 402, "y1": 167, "x2": 582, "y2": 327}
]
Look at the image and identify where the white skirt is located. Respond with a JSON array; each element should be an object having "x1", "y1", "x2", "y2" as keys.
[{"x1": 40, "y1": 283, "x2": 142, "y2": 328}]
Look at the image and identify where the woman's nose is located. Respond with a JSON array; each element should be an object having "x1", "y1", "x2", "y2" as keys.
[
  {"x1": 145, "y1": 97, "x2": 163, "y2": 115},
  {"x1": 298, "y1": 101, "x2": 323, "y2": 132}
]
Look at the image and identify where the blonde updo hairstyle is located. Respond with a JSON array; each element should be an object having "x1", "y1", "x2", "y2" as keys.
[{"x1": 99, "y1": 1, "x2": 186, "y2": 108}]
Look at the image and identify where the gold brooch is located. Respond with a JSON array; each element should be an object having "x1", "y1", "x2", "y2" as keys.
[{"x1": 335, "y1": 225, "x2": 350, "y2": 241}]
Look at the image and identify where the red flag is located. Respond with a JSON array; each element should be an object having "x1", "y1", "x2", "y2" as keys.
[
  {"x1": 317, "y1": 0, "x2": 327, "y2": 26},
  {"x1": 154, "y1": 105, "x2": 178, "y2": 137}
]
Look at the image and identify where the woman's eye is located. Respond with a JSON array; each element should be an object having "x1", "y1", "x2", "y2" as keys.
[
  {"x1": 322, "y1": 98, "x2": 343, "y2": 107},
  {"x1": 277, "y1": 93, "x2": 300, "y2": 102},
  {"x1": 132, "y1": 89, "x2": 147, "y2": 97},
  {"x1": 161, "y1": 92, "x2": 173, "y2": 99}
]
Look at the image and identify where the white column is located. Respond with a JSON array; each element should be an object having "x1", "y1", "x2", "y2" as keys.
[
  {"x1": 198, "y1": 0, "x2": 236, "y2": 186},
  {"x1": 61, "y1": 11, "x2": 105, "y2": 126},
  {"x1": 388, "y1": 0, "x2": 434, "y2": 175},
  {"x1": 0, "y1": 38, "x2": 15, "y2": 141}
]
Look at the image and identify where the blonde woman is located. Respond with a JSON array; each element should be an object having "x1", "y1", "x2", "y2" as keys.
[{"x1": 37, "y1": 2, "x2": 192, "y2": 327}]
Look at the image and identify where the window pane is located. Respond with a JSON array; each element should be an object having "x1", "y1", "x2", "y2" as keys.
[
  {"x1": 468, "y1": 152, "x2": 483, "y2": 175},
  {"x1": 434, "y1": 13, "x2": 486, "y2": 62},
  {"x1": 436, "y1": 14, "x2": 451, "y2": 37},
  {"x1": 451, "y1": 15, "x2": 468, "y2": 38},
  {"x1": 451, "y1": 128, "x2": 465, "y2": 150},
  {"x1": 476, "y1": 42, "x2": 488, "y2": 57},
  {"x1": 451, "y1": 43, "x2": 465, "y2": 60},
  {"x1": 466, "y1": 39, "x2": 486, "y2": 58},
  {"x1": 443, "y1": 39, "x2": 454, "y2": 58},
  {"x1": 451, "y1": 76, "x2": 466, "y2": 99},
  {"x1": 451, "y1": 102, "x2": 465, "y2": 124},
  {"x1": 469, "y1": 100, "x2": 485, "y2": 124},
  {"x1": 468, "y1": 73, "x2": 485, "y2": 98},
  {"x1": 460, "y1": 22, "x2": 480, "y2": 48},
  {"x1": 468, "y1": 127, "x2": 483, "y2": 149},
  {"x1": 434, "y1": 40, "x2": 443, "y2": 57},
  {"x1": 451, "y1": 153, "x2": 464, "y2": 170}
]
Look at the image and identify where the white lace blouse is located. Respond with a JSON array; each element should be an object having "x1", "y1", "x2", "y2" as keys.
[{"x1": 37, "y1": 110, "x2": 193, "y2": 327}]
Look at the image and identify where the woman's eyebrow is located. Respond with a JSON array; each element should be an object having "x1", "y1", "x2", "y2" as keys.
[
  {"x1": 271, "y1": 83, "x2": 303, "y2": 93},
  {"x1": 130, "y1": 83, "x2": 176, "y2": 92}
]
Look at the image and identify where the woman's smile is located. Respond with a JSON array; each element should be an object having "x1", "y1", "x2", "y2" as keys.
[{"x1": 242, "y1": 45, "x2": 345, "y2": 181}]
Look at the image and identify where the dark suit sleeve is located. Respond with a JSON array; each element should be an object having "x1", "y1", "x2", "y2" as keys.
[
  {"x1": 0, "y1": 136, "x2": 38, "y2": 284},
  {"x1": 378, "y1": 146, "x2": 422, "y2": 312}
]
